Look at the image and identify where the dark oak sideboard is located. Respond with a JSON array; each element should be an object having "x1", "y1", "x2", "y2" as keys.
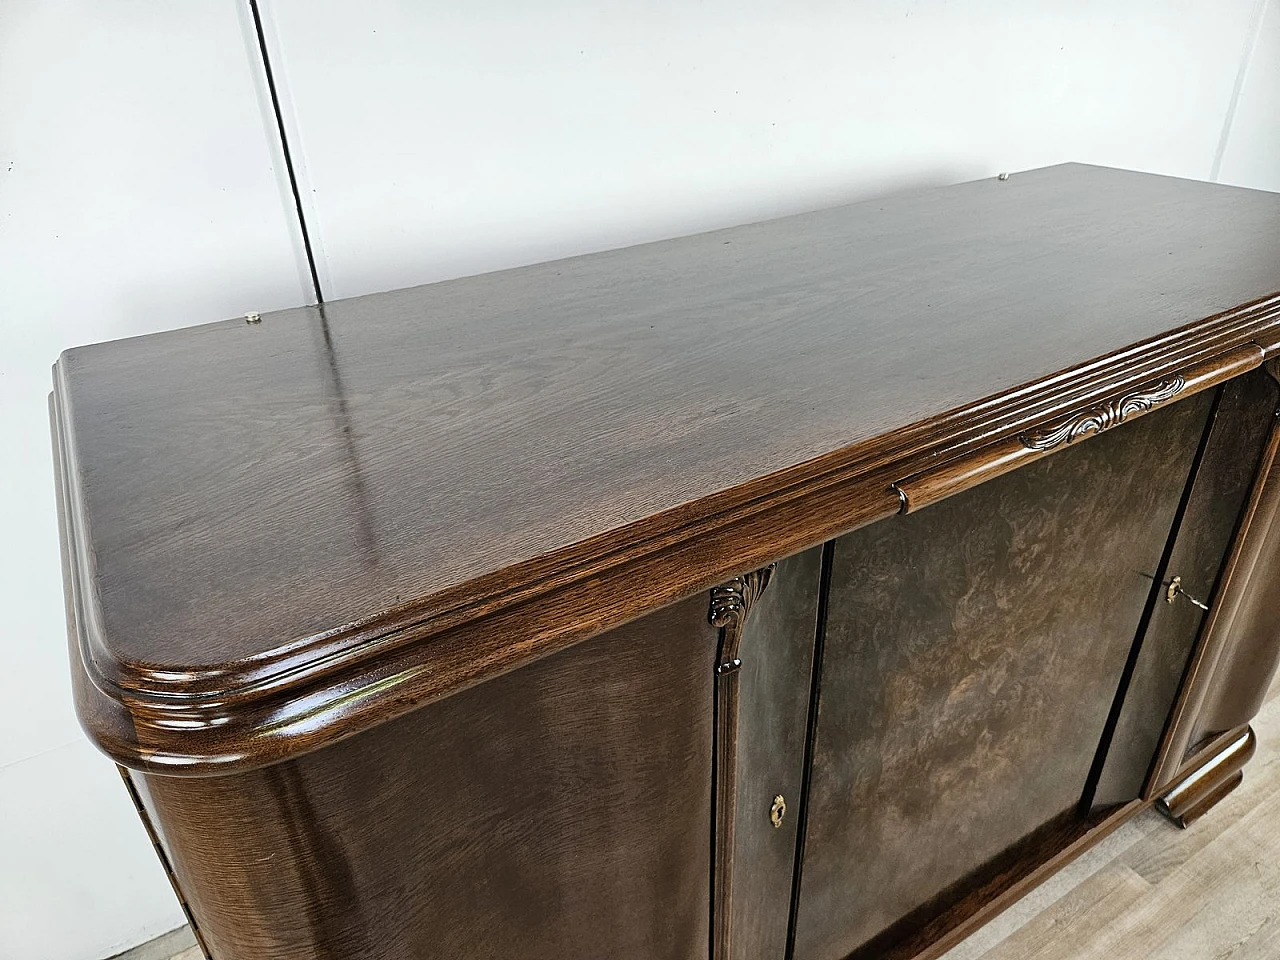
[{"x1": 53, "y1": 164, "x2": 1280, "y2": 960}]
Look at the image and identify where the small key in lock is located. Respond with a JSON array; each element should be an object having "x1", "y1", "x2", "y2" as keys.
[{"x1": 1165, "y1": 576, "x2": 1210, "y2": 611}]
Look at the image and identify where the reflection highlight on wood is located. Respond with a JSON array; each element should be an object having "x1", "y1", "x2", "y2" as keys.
[{"x1": 1156, "y1": 725, "x2": 1257, "y2": 828}]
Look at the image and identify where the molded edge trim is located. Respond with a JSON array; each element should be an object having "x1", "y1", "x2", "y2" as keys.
[
  {"x1": 57, "y1": 293, "x2": 1280, "y2": 775},
  {"x1": 894, "y1": 344, "x2": 1262, "y2": 514}
]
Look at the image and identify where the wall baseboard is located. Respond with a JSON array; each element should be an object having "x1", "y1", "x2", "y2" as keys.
[{"x1": 105, "y1": 926, "x2": 196, "y2": 960}]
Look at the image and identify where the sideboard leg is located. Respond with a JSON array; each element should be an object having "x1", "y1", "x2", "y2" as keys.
[{"x1": 1156, "y1": 725, "x2": 1256, "y2": 828}]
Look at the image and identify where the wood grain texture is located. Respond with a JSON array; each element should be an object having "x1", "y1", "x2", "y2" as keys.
[
  {"x1": 856, "y1": 804, "x2": 1145, "y2": 960},
  {"x1": 137, "y1": 594, "x2": 718, "y2": 960},
  {"x1": 1091, "y1": 370, "x2": 1278, "y2": 808},
  {"x1": 892, "y1": 346, "x2": 1258, "y2": 514},
  {"x1": 792, "y1": 395, "x2": 1213, "y2": 960},
  {"x1": 117, "y1": 768, "x2": 213, "y2": 960},
  {"x1": 52, "y1": 164, "x2": 1280, "y2": 772},
  {"x1": 140, "y1": 678, "x2": 1280, "y2": 960},
  {"x1": 951, "y1": 858, "x2": 1156, "y2": 960}
]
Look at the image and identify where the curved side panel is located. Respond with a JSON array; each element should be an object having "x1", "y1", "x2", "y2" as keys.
[
  {"x1": 138, "y1": 596, "x2": 717, "y2": 960},
  {"x1": 1149, "y1": 360, "x2": 1280, "y2": 794},
  {"x1": 1190, "y1": 479, "x2": 1280, "y2": 741}
]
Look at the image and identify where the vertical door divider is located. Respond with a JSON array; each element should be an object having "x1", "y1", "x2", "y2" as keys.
[{"x1": 784, "y1": 539, "x2": 836, "y2": 960}]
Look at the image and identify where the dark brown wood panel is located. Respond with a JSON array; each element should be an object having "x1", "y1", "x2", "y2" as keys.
[
  {"x1": 792, "y1": 394, "x2": 1213, "y2": 960},
  {"x1": 720, "y1": 548, "x2": 823, "y2": 960},
  {"x1": 52, "y1": 165, "x2": 1280, "y2": 772},
  {"x1": 139, "y1": 595, "x2": 718, "y2": 960},
  {"x1": 1091, "y1": 369, "x2": 1279, "y2": 808},
  {"x1": 892, "y1": 348, "x2": 1257, "y2": 515}
]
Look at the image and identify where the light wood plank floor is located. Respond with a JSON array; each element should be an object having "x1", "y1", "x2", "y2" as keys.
[{"x1": 129, "y1": 681, "x2": 1280, "y2": 960}]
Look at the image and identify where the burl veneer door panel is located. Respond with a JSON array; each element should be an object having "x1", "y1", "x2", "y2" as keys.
[
  {"x1": 793, "y1": 393, "x2": 1214, "y2": 960},
  {"x1": 1092, "y1": 370, "x2": 1279, "y2": 807},
  {"x1": 140, "y1": 595, "x2": 718, "y2": 960},
  {"x1": 723, "y1": 547, "x2": 823, "y2": 960}
]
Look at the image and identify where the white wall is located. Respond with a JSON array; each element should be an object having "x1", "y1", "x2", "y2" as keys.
[
  {"x1": 1, "y1": 2, "x2": 1276, "y2": 958},
  {"x1": 0, "y1": 3, "x2": 307, "y2": 958},
  {"x1": 261, "y1": 0, "x2": 1276, "y2": 301},
  {"x1": 1218, "y1": 0, "x2": 1280, "y2": 192}
]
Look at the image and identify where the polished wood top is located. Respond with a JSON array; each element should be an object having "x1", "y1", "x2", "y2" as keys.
[{"x1": 54, "y1": 164, "x2": 1280, "y2": 772}]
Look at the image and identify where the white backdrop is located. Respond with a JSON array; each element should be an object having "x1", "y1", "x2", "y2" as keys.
[
  {"x1": 1, "y1": 2, "x2": 1276, "y2": 957},
  {"x1": 0, "y1": 3, "x2": 307, "y2": 958}
]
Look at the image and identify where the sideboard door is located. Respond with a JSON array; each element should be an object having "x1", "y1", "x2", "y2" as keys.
[
  {"x1": 713, "y1": 547, "x2": 823, "y2": 960},
  {"x1": 791, "y1": 392, "x2": 1215, "y2": 960},
  {"x1": 1091, "y1": 368, "x2": 1279, "y2": 808}
]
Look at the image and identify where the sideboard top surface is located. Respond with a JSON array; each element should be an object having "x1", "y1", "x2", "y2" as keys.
[{"x1": 54, "y1": 163, "x2": 1280, "y2": 771}]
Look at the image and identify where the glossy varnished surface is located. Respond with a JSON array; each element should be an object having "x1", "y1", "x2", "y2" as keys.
[
  {"x1": 793, "y1": 396, "x2": 1213, "y2": 960},
  {"x1": 1157, "y1": 726, "x2": 1256, "y2": 828},
  {"x1": 53, "y1": 165, "x2": 1280, "y2": 770},
  {"x1": 139, "y1": 595, "x2": 717, "y2": 960},
  {"x1": 52, "y1": 165, "x2": 1280, "y2": 960}
]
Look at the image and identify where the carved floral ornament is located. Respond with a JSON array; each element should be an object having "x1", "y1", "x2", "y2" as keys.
[
  {"x1": 709, "y1": 564, "x2": 776, "y2": 629},
  {"x1": 709, "y1": 563, "x2": 777, "y2": 673},
  {"x1": 1019, "y1": 376, "x2": 1186, "y2": 451}
]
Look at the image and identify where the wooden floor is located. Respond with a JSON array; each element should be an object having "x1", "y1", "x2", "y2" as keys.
[{"x1": 127, "y1": 681, "x2": 1280, "y2": 960}]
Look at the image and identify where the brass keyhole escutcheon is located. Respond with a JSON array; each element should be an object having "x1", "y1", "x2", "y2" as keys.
[{"x1": 770, "y1": 795, "x2": 786, "y2": 828}]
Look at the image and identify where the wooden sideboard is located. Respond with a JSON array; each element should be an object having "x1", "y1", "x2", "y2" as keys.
[{"x1": 53, "y1": 164, "x2": 1280, "y2": 960}]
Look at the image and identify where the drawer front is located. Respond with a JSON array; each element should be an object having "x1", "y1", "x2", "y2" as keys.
[{"x1": 792, "y1": 392, "x2": 1214, "y2": 960}]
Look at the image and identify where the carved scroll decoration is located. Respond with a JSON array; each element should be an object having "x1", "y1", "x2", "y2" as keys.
[
  {"x1": 1020, "y1": 376, "x2": 1185, "y2": 451},
  {"x1": 709, "y1": 562, "x2": 776, "y2": 960},
  {"x1": 709, "y1": 563, "x2": 776, "y2": 673}
]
